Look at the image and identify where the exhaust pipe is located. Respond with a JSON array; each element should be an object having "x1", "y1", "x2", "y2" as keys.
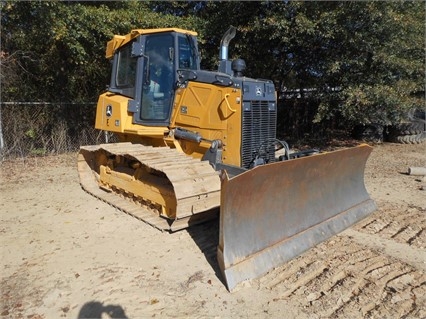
[
  {"x1": 220, "y1": 26, "x2": 236, "y2": 60},
  {"x1": 218, "y1": 26, "x2": 236, "y2": 75}
]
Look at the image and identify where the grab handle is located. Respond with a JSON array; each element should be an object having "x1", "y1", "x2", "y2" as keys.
[{"x1": 224, "y1": 93, "x2": 236, "y2": 113}]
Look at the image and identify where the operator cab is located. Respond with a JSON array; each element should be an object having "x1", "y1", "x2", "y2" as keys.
[{"x1": 107, "y1": 29, "x2": 200, "y2": 126}]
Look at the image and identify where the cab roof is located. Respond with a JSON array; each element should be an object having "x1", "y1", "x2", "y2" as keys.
[{"x1": 106, "y1": 28, "x2": 198, "y2": 59}]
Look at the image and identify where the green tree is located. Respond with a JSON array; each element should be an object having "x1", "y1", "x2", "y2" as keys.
[
  {"x1": 0, "y1": 0, "x2": 199, "y2": 102},
  {"x1": 195, "y1": 1, "x2": 425, "y2": 128},
  {"x1": 2, "y1": 0, "x2": 424, "y2": 129},
  {"x1": 314, "y1": 1, "x2": 425, "y2": 127}
]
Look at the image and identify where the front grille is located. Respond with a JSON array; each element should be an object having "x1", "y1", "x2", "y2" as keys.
[{"x1": 241, "y1": 100, "x2": 277, "y2": 168}]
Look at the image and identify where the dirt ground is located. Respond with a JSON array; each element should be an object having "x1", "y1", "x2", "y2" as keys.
[{"x1": 1, "y1": 142, "x2": 425, "y2": 319}]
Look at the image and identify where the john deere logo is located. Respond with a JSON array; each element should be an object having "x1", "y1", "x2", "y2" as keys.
[
  {"x1": 256, "y1": 87, "x2": 262, "y2": 96},
  {"x1": 106, "y1": 105, "x2": 112, "y2": 117}
]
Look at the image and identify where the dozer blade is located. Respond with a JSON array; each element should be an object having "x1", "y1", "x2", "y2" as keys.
[{"x1": 217, "y1": 144, "x2": 377, "y2": 291}]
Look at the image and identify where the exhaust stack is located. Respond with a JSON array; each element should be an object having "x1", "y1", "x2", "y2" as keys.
[{"x1": 218, "y1": 26, "x2": 236, "y2": 75}]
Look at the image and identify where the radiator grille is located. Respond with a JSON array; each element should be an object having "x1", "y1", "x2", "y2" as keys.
[{"x1": 241, "y1": 101, "x2": 277, "y2": 168}]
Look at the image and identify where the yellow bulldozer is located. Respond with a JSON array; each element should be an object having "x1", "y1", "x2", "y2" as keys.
[{"x1": 78, "y1": 26, "x2": 377, "y2": 291}]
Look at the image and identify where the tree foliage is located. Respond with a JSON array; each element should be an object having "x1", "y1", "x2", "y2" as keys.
[
  {"x1": 196, "y1": 1, "x2": 425, "y2": 127},
  {"x1": 1, "y1": 0, "x2": 424, "y2": 128},
  {"x1": 1, "y1": 0, "x2": 199, "y2": 102}
]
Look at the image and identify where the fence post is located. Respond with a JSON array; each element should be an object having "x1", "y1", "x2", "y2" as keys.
[{"x1": 0, "y1": 104, "x2": 4, "y2": 151}]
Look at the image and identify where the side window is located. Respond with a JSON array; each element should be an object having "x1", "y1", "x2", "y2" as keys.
[
  {"x1": 116, "y1": 43, "x2": 137, "y2": 88},
  {"x1": 178, "y1": 36, "x2": 196, "y2": 70}
]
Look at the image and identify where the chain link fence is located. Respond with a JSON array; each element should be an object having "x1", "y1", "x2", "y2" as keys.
[
  {"x1": 0, "y1": 100, "x2": 353, "y2": 162},
  {"x1": 0, "y1": 102, "x2": 115, "y2": 161}
]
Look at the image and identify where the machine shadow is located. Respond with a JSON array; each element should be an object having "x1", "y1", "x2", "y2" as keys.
[
  {"x1": 77, "y1": 300, "x2": 128, "y2": 319},
  {"x1": 185, "y1": 212, "x2": 226, "y2": 287}
]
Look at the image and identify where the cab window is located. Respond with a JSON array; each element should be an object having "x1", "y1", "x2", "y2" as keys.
[
  {"x1": 178, "y1": 36, "x2": 197, "y2": 70},
  {"x1": 116, "y1": 43, "x2": 137, "y2": 89},
  {"x1": 140, "y1": 33, "x2": 174, "y2": 121}
]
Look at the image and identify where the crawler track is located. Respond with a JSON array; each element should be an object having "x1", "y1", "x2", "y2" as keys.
[{"x1": 78, "y1": 142, "x2": 221, "y2": 231}]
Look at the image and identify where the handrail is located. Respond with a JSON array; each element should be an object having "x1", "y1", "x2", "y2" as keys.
[{"x1": 224, "y1": 93, "x2": 236, "y2": 113}]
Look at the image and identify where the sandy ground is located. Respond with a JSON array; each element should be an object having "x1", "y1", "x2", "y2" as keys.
[{"x1": 1, "y1": 142, "x2": 425, "y2": 319}]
